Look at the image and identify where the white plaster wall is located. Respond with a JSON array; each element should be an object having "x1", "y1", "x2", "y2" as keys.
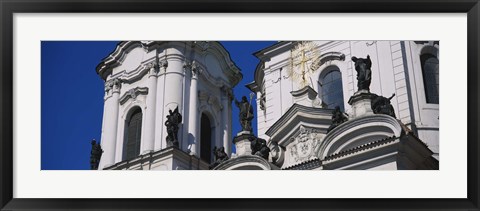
[{"x1": 403, "y1": 41, "x2": 440, "y2": 156}]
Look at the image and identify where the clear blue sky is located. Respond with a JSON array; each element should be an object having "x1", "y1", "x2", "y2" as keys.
[{"x1": 41, "y1": 41, "x2": 276, "y2": 170}]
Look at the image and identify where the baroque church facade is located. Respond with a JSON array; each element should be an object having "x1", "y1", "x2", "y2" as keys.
[{"x1": 94, "y1": 41, "x2": 439, "y2": 170}]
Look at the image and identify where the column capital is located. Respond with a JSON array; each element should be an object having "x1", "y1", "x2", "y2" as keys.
[
  {"x1": 159, "y1": 60, "x2": 168, "y2": 73},
  {"x1": 105, "y1": 78, "x2": 122, "y2": 95},
  {"x1": 146, "y1": 61, "x2": 159, "y2": 77},
  {"x1": 184, "y1": 60, "x2": 200, "y2": 79}
]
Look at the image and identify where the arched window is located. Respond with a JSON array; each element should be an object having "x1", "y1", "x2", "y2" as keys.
[
  {"x1": 420, "y1": 53, "x2": 439, "y2": 104},
  {"x1": 123, "y1": 107, "x2": 142, "y2": 161},
  {"x1": 200, "y1": 113, "x2": 212, "y2": 163},
  {"x1": 319, "y1": 67, "x2": 345, "y2": 111}
]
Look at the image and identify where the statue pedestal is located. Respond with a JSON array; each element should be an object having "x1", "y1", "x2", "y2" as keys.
[
  {"x1": 233, "y1": 131, "x2": 255, "y2": 156},
  {"x1": 348, "y1": 90, "x2": 375, "y2": 119}
]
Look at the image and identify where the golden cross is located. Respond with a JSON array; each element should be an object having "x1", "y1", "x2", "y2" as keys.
[{"x1": 293, "y1": 42, "x2": 309, "y2": 83}]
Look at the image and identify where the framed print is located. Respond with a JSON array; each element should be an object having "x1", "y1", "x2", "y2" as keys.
[{"x1": 1, "y1": 0, "x2": 479, "y2": 210}]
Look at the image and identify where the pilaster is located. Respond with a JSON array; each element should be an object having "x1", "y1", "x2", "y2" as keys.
[
  {"x1": 187, "y1": 61, "x2": 199, "y2": 155},
  {"x1": 142, "y1": 63, "x2": 159, "y2": 154},
  {"x1": 99, "y1": 78, "x2": 121, "y2": 169}
]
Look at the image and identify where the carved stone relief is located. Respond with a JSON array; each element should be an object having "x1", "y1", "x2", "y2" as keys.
[{"x1": 286, "y1": 126, "x2": 324, "y2": 165}]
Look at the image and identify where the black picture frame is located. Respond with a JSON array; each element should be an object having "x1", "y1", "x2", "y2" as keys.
[{"x1": 1, "y1": 0, "x2": 479, "y2": 210}]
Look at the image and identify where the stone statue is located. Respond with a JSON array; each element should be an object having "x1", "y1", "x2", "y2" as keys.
[
  {"x1": 351, "y1": 55, "x2": 372, "y2": 91},
  {"x1": 165, "y1": 106, "x2": 182, "y2": 147},
  {"x1": 90, "y1": 139, "x2": 103, "y2": 170},
  {"x1": 235, "y1": 96, "x2": 254, "y2": 132},
  {"x1": 371, "y1": 93, "x2": 396, "y2": 118},
  {"x1": 249, "y1": 136, "x2": 270, "y2": 160},
  {"x1": 209, "y1": 146, "x2": 229, "y2": 169},
  {"x1": 327, "y1": 106, "x2": 349, "y2": 133}
]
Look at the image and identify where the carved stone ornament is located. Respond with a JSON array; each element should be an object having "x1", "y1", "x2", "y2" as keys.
[
  {"x1": 269, "y1": 141, "x2": 285, "y2": 166},
  {"x1": 288, "y1": 126, "x2": 321, "y2": 163}
]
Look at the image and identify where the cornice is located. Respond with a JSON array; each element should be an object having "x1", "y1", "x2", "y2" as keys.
[
  {"x1": 96, "y1": 41, "x2": 150, "y2": 80},
  {"x1": 323, "y1": 135, "x2": 398, "y2": 162}
]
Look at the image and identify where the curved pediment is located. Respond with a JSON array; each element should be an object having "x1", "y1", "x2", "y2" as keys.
[
  {"x1": 317, "y1": 114, "x2": 402, "y2": 160},
  {"x1": 96, "y1": 41, "x2": 149, "y2": 80},
  {"x1": 213, "y1": 155, "x2": 276, "y2": 170},
  {"x1": 265, "y1": 103, "x2": 332, "y2": 145}
]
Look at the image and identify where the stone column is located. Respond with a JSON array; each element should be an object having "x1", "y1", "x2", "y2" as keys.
[
  {"x1": 181, "y1": 61, "x2": 192, "y2": 151},
  {"x1": 141, "y1": 64, "x2": 158, "y2": 154},
  {"x1": 154, "y1": 60, "x2": 168, "y2": 150},
  {"x1": 221, "y1": 86, "x2": 231, "y2": 156},
  {"x1": 187, "y1": 63, "x2": 199, "y2": 155},
  {"x1": 162, "y1": 54, "x2": 185, "y2": 146},
  {"x1": 98, "y1": 78, "x2": 121, "y2": 169}
]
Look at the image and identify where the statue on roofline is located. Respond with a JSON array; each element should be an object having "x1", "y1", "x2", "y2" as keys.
[
  {"x1": 209, "y1": 146, "x2": 229, "y2": 169},
  {"x1": 352, "y1": 55, "x2": 372, "y2": 92},
  {"x1": 235, "y1": 95, "x2": 254, "y2": 132},
  {"x1": 90, "y1": 139, "x2": 103, "y2": 170}
]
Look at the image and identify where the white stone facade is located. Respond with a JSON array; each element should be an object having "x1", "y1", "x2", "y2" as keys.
[
  {"x1": 248, "y1": 41, "x2": 439, "y2": 160},
  {"x1": 97, "y1": 41, "x2": 241, "y2": 170}
]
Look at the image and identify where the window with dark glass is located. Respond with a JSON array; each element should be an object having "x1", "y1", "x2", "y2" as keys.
[
  {"x1": 320, "y1": 68, "x2": 345, "y2": 111},
  {"x1": 200, "y1": 114, "x2": 212, "y2": 163},
  {"x1": 123, "y1": 108, "x2": 142, "y2": 161},
  {"x1": 420, "y1": 54, "x2": 439, "y2": 104}
]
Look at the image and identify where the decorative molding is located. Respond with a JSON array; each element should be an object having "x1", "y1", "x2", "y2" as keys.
[
  {"x1": 119, "y1": 87, "x2": 149, "y2": 105},
  {"x1": 282, "y1": 157, "x2": 321, "y2": 170},
  {"x1": 310, "y1": 51, "x2": 346, "y2": 71},
  {"x1": 197, "y1": 65, "x2": 228, "y2": 89},
  {"x1": 109, "y1": 59, "x2": 156, "y2": 84}
]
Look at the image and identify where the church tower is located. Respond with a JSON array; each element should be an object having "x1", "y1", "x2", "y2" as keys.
[
  {"x1": 96, "y1": 41, "x2": 242, "y2": 170},
  {"x1": 241, "y1": 41, "x2": 438, "y2": 170}
]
